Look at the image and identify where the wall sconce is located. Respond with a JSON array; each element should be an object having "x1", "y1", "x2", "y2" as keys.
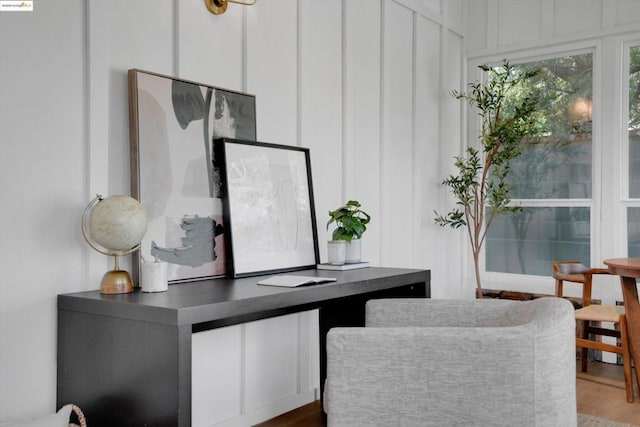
[{"x1": 205, "y1": 0, "x2": 256, "y2": 15}]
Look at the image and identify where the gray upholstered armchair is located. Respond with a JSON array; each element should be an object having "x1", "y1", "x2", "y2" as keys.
[{"x1": 325, "y1": 298, "x2": 576, "y2": 426}]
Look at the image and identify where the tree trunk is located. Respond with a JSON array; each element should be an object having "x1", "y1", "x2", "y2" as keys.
[{"x1": 473, "y1": 249, "x2": 483, "y2": 298}]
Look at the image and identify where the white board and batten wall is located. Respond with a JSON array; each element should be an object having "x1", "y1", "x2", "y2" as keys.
[
  {"x1": 28, "y1": 0, "x2": 640, "y2": 424},
  {"x1": 0, "y1": 0, "x2": 463, "y2": 424},
  {"x1": 187, "y1": 1, "x2": 465, "y2": 425}
]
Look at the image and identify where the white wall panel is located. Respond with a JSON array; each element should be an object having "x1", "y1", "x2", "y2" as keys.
[
  {"x1": 497, "y1": 0, "x2": 541, "y2": 46},
  {"x1": 0, "y1": 0, "x2": 86, "y2": 420},
  {"x1": 382, "y1": 1, "x2": 415, "y2": 266},
  {"x1": 300, "y1": 310, "x2": 320, "y2": 395},
  {"x1": 422, "y1": 0, "x2": 441, "y2": 15},
  {"x1": 467, "y1": 0, "x2": 640, "y2": 55},
  {"x1": 344, "y1": 0, "x2": 382, "y2": 264},
  {"x1": 299, "y1": 0, "x2": 343, "y2": 251},
  {"x1": 414, "y1": 16, "x2": 446, "y2": 290},
  {"x1": 553, "y1": 0, "x2": 603, "y2": 37},
  {"x1": 440, "y1": 29, "x2": 466, "y2": 298},
  {"x1": 192, "y1": 313, "x2": 317, "y2": 427},
  {"x1": 247, "y1": 0, "x2": 298, "y2": 145},
  {"x1": 192, "y1": 326, "x2": 243, "y2": 426},
  {"x1": 615, "y1": 0, "x2": 640, "y2": 27},
  {"x1": 466, "y1": 0, "x2": 488, "y2": 52},
  {"x1": 89, "y1": 0, "x2": 175, "y2": 198},
  {"x1": 444, "y1": 0, "x2": 465, "y2": 30},
  {"x1": 178, "y1": 0, "x2": 244, "y2": 91},
  {"x1": 244, "y1": 315, "x2": 299, "y2": 410}
]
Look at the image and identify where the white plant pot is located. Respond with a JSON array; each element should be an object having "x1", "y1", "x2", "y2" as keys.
[
  {"x1": 327, "y1": 240, "x2": 346, "y2": 265},
  {"x1": 345, "y1": 238, "x2": 361, "y2": 263}
]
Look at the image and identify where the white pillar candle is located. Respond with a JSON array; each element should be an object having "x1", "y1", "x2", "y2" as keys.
[{"x1": 141, "y1": 261, "x2": 168, "y2": 292}]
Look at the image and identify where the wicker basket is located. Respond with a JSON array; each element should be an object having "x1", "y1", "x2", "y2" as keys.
[{"x1": 68, "y1": 404, "x2": 86, "y2": 427}]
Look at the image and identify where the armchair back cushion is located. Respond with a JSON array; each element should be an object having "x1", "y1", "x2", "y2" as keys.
[{"x1": 325, "y1": 298, "x2": 576, "y2": 426}]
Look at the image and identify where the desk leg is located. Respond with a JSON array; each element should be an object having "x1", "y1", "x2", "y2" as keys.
[
  {"x1": 318, "y1": 282, "x2": 428, "y2": 402},
  {"x1": 57, "y1": 310, "x2": 186, "y2": 426},
  {"x1": 620, "y1": 276, "x2": 640, "y2": 392},
  {"x1": 319, "y1": 298, "x2": 365, "y2": 402},
  {"x1": 178, "y1": 324, "x2": 192, "y2": 427}
]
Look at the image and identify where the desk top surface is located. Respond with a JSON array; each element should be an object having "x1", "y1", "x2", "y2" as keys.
[{"x1": 58, "y1": 267, "x2": 429, "y2": 327}]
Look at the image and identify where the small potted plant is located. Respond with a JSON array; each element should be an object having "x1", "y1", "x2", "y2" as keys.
[{"x1": 327, "y1": 200, "x2": 370, "y2": 264}]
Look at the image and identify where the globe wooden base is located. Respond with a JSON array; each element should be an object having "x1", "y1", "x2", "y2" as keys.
[{"x1": 100, "y1": 269, "x2": 134, "y2": 294}]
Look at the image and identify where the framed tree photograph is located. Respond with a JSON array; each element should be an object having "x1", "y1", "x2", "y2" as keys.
[
  {"x1": 216, "y1": 138, "x2": 320, "y2": 278},
  {"x1": 128, "y1": 69, "x2": 256, "y2": 283}
]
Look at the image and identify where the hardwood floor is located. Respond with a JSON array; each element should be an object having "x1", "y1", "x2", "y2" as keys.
[
  {"x1": 255, "y1": 400, "x2": 325, "y2": 427},
  {"x1": 256, "y1": 361, "x2": 640, "y2": 426},
  {"x1": 577, "y1": 360, "x2": 640, "y2": 424}
]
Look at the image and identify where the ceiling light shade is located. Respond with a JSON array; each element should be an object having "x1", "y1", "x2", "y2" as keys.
[
  {"x1": 204, "y1": 0, "x2": 257, "y2": 15},
  {"x1": 569, "y1": 97, "x2": 592, "y2": 123}
]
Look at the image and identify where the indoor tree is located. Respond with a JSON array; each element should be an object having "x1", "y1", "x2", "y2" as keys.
[{"x1": 434, "y1": 61, "x2": 541, "y2": 297}]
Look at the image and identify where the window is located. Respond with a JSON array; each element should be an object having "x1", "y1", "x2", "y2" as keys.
[
  {"x1": 485, "y1": 53, "x2": 593, "y2": 276},
  {"x1": 627, "y1": 44, "x2": 640, "y2": 255}
]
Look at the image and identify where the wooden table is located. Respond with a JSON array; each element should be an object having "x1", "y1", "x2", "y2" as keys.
[
  {"x1": 57, "y1": 267, "x2": 429, "y2": 426},
  {"x1": 603, "y1": 258, "x2": 640, "y2": 374}
]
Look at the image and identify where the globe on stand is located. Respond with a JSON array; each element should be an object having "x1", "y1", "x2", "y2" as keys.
[{"x1": 81, "y1": 194, "x2": 148, "y2": 294}]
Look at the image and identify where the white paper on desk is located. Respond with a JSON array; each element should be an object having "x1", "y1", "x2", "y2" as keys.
[{"x1": 257, "y1": 275, "x2": 337, "y2": 287}]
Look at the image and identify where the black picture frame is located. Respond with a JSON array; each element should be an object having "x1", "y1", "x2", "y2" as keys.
[{"x1": 215, "y1": 138, "x2": 320, "y2": 278}]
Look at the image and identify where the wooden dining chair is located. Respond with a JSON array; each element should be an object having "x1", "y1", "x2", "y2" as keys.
[
  {"x1": 552, "y1": 260, "x2": 609, "y2": 307},
  {"x1": 551, "y1": 261, "x2": 636, "y2": 403},
  {"x1": 575, "y1": 304, "x2": 635, "y2": 402}
]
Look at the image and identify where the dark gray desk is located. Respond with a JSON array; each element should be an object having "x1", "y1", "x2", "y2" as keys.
[{"x1": 57, "y1": 267, "x2": 429, "y2": 426}]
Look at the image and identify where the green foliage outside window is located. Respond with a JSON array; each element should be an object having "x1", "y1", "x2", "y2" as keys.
[{"x1": 630, "y1": 46, "x2": 640, "y2": 133}]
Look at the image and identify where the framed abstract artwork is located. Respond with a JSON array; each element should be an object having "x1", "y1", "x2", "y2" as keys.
[
  {"x1": 128, "y1": 69, "x2": 256, "y2": 282},
  {"x1": 215, "y1": 138, "x2": 320, "y2": 278}
]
